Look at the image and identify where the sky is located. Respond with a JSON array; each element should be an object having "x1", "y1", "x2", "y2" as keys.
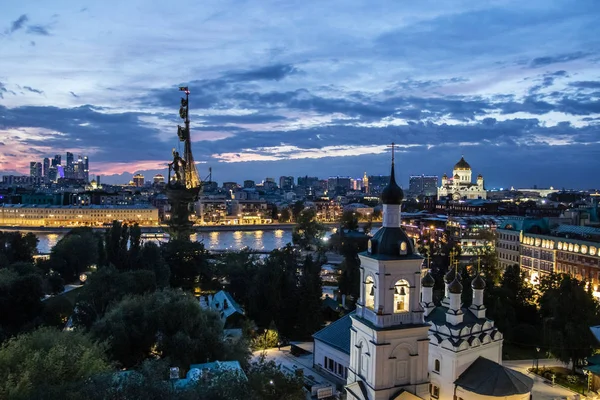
[{"x1": 0, "y1": 0, "x2": 599, "y2": 189}]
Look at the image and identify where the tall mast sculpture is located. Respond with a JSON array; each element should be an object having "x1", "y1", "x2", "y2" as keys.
[{"x1": 166, "y1": 86, "x2": 202, "y2": 240}]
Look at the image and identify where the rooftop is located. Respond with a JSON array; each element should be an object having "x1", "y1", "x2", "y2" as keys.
[
  {"x1": 454, "y1": 356, "x2": 533, "y2": 396},
  {"x1": 0, "y1": 204, "x2": 156, "y2": 209},
  {"x1": 313, "y1": 313, "x2": 353, "y2": 355}
]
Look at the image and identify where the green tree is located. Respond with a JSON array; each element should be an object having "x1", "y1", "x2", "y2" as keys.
[
  {"x1": 0, "y1": 268, "x2": 44, "y2": 336},
  {"x1": 279, "y1": 208, "x2": 291, "y2": 223},
  {"x1": 217, "y1": 249, "x2": 259, "y2": 307},
  {"x1": 290, "y1": 201, "x2": 305, "y2": 222},
  {"x1": 340, "y1": 211, "x2": 359, "y2": 231},
  {"x1": 73, "y1": 266, "x2": 157, "y2": 328},
  {"x1": 0, "y1": 232, "x2": 38, "y2": 268},
  {"x1": 91, "y1": 288, "x2": 248, "y2": 369},
  {"x1": 139, "y1": 241, "x2": 171, "y2": 287},
  {"x1": 292, "y1": 209, "x2": 325, "y2": 250},
  {"x1": 539, "y1": 273, "x2": 600, "y2": 372},
  {"x1": 296, "y1": 255, "x2": 323, "y2": 337},
  {"x1": 49, "y1": 228, "x2": 99, "y2": 282},
  {"x1": 161, "y1": 239, "x2": 209, "y2": 289},
  {"x1": 0, "y1": 327, "x2": 112, "y2": 400}
]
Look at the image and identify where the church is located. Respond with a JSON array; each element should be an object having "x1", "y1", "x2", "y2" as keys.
[
  {"x1": 437, "y1": 156, "x2": 486, "y2": 200},
  {"x1": 313, "y1": 153, "x2": 532, "y2": 400}
]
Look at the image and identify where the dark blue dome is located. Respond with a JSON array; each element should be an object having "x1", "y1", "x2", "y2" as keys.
[{"x1": 381, "y1": 163, "x2": 404, "y2": 205}]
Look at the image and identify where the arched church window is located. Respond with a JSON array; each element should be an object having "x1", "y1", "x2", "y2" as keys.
[
  {"x1": 365, "y1": 276, "x2": 375, "y2": 310},
  {"x1": 393, "y1": 279, "x2": 409, "y2": 313},
  {"x1": 434, "y1": 359, "x2": 440, "y2": 372}
]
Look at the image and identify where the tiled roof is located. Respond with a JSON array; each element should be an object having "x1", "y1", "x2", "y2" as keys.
[
  {"x1": 454, "y1": 356, "x2": 533, "y2": 396},
  {"x1": 313, "y1": 313, "x2": 353, "y2": 355}
]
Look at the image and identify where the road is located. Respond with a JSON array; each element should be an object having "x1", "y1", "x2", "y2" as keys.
[{"x1": 503, "y1": 360, "x2": 592, "y2": 400}]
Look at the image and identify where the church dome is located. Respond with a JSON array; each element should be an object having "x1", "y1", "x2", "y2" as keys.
[
  {"x1": 448, "y1": 278, "x2": 463, "y2": 294},
  {"x1": 421, "y1": 271, "x2": 435, "y2": 288},
  {"x1": 477, "y1": 174, "x2": 483, "y2": 179},
  {"x1": 472, "y1": 274, "x2": 486, "y2": 290},
  {"x1": 380, "y1": 163, "x2": 404, "y2": 205},
  {"x1": 444, "y1": 268, "x2": 461, "y2": 283},
  {"x1": 454, "y1": 156, "x2": 471, "y2": 170}
]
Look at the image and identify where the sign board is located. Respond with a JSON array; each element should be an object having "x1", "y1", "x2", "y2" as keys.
[{"x1": 317, "y1": 386, "x2": 334, "y2": 399}]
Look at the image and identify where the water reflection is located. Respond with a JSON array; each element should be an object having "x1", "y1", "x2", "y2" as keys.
[{"x1": 32, "y1": 229, "x2": 298, "y2": 253}]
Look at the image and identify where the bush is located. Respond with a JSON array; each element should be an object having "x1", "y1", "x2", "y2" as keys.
[{"x1": 566, "y1": 375, "x2": 579, "y2": 384}]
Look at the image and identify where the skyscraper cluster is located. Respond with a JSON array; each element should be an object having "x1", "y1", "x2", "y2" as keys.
[{"x1": 30, "y1": 152, "x2": 89, "y2": 183}]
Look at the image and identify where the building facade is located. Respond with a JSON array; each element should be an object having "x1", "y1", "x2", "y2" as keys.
[
  {"x1": 408, "y1": 175, "x2": 438, "y2": 198},
  {"x1": 437, "y1": 157, "x2": 486, "y2": 200},
  {"x1": 0, "y1": 204, "x2": 159, "y2": 226}
]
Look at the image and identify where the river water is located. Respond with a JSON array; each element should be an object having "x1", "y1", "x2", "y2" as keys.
[{"x1": 35, "y1": 230, "x2": 296, "y2": 254}]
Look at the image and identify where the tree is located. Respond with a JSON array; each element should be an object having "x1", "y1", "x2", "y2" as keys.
[
  {"x1": 0, "y1": 232, "x2": 38, "y2": 268},
  {"x1": 340, "y1": 211, "x2": 359, "y2": 231},
  {"x1": 139, "y1": 241, "x2": 170, "y2": 287},
  {"x1": 217, "y1": 249, "x2": 260, "y2": 307},
  {"x1": 49, "y1": 229, "x2": 99, "y2": 282},
  {"x1": 161, "y1": 239, "x2": 209, "y2": 289},
  {"x1": 539, "y1": 273, "x2": 600, "y2": 372},
  {"x1": 72, "y1": 266, "x2": 157, "y2": 328},
  {"x1": 279, "y1": 208, "x2": 291, "y2": 223},
  {"x1": 0, "y1": 327, "x2": 112, "y2": 400},
  {"x1": 0, "y1": 268, "x2": 44, "y2": 336},
  {"x1": 295, "y1": 255, "x2": 323, "y2": 338},
  {"x1": 91, "y1": 288, "x2": 248, "y2": 369},
  {"x1": 292, "y1": 209, "x2": 325, "y2": 250},
  {"x1": 290, "y1": 201, "x2": 305, "y2": 222}
]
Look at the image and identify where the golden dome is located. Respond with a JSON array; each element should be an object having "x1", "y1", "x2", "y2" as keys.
[{"x1": 454, "y1": 156, "x2": 471, "y2": 170}]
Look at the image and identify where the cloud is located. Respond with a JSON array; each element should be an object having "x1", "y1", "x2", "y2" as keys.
[
  {"x1": 226, "y1": 64, "x2": 300, "y2": 82},
  {"x1": 7, "y1": 14, "x2": 28, "y2": 34},
  {"x1": 26, "y1": 25, "x2": 51, "y2": 36},
  {"x1": 22, "y1": 86, "x2": 44, "y2": 95},
  {"x1": 529, "y1": 52, "x2": 589, "y2": 68},
  {"x1": 569, "y1": 81, "x2": 600, "y2": 89}
]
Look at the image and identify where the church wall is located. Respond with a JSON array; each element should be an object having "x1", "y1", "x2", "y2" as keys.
[
  {"x1": 429, "y1": 341, "x2": 502, "y2": 400},
  {"x1": 313, "y1": 340, "x2": 349, "y2": 383}
]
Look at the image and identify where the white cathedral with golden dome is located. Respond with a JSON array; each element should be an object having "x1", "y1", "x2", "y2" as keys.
[{"x1": 437, "y1": 156, "x2": 486, "y2": 200}]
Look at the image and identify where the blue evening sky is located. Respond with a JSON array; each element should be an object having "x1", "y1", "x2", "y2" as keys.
[{"x1": 0, "y1": 0, "x2": 599, "y2": 188}]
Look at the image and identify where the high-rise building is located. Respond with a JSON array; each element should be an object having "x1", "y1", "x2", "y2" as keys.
[
  {"x1": 43, "y1": 158, "x2": 50, "y2": 180},
  {"x1": 84, "y1": 156, "x2": 89, "y2": 182},
  {"x1": 297, "y1": 176, "x2": 319, "y2": 187},
  {"x1": 153, "y1": 174, "x2": 165, "y2": 185},
  {"x1": 52, "y1": 154, "x2": 61, "y2": 167},
  {"x1": 133, "y1": 173, "x2": 145, "y2": 187},
  {"x1": 409, "y1": 175, "x2": 439, "y2": 198},
  {"x1": 30, "y1": 162, "x2": 42, "y2": 179},
  {"x1": 363, "y1": 171, "x2": 369, "y2": 194},
  {"x1": 48, "y1": 166, "x2": 57, "y2": 183},
  {"x1": 279, "y1": 176, "x2": 294, "y2": 191},
  {"x1": 327, "y1": 176, "x2": 352, "y2": 196},
  {"x1": 367, "y1": 174, "x2": 390, "y2": 196},
  {"x1": 66, "y1": 152, "x2": 74, "y2": 179}
]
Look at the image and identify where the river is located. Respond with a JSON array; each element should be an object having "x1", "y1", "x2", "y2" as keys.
[{"x1": 32, "y1": 229, "x2": 296, "y2": 254}]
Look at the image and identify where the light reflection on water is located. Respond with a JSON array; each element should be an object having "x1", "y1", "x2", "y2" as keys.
[{"x1": 34, "y1": 229, "x2": 296, "y2": 253}]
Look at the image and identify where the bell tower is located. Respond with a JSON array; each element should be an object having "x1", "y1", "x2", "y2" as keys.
[{"x1": 346, "y1": 145, "x2": 430, "y2": 400}]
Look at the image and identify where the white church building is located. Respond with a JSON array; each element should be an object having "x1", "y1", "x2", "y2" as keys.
[
  {"x1": 313, "y1": 155, "x2": 532, "y2": 400},
  {"x1": 437, "y1": 156, "x2": 487, "y2": 200}
]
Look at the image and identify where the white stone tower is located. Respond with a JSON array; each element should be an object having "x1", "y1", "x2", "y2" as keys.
[{"x1": 346, "y1": 150, "x2": 430, "y2": 400}]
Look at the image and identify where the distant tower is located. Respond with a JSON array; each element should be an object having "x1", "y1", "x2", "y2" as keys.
[
  {"x1": 43, "y1": 158, "x2": 50, "y2": 181},
  {"x1": 362, "y1": 171, "x2": 369, "y2": 194}
]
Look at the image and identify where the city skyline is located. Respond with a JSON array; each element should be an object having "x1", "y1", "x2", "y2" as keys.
[{"x1": 1, "y1": 0, "x2": 599, "y2": 188}]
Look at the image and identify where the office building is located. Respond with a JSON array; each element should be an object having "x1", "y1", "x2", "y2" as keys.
[
  {"x1": 66, "y1": 152, "x2": 74, "y2": 179},
  {"x1": 279, "y1": 176, "x2": 294, "y2": 191},
  {"x1": 84, "y1": 156, "x2": 89, "y2": 182},
  {"x1": 52, "y1": 154, "x2": 61, "y2": 167},
  {"x1": 133, "y1": 173, "x2": 145, "y2": 187},
  {"x1": 153, "y1": 174, "x2": 165, "y2": 185},
  {"x1": 43, "y1": 158, "x2": 50, "y2": 181},
  {"x1": 327, "y1": 177, "x2": 352, "y2": 196},
  {"x1": 30, "y1": 162, "x2": 42, "y2": 179},
  {"x1": 408, "y1": 175, "x2": 438, "y2": 198}
]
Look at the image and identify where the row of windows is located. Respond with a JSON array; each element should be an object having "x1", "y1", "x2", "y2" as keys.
[{"x1": 323, "y1": 356, "x2": 347, "y2": 379}]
